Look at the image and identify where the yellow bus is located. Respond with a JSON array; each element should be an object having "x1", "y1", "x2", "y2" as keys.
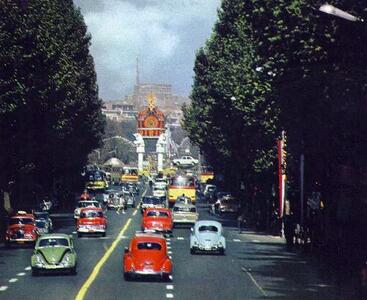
[
  {"x1": 168, "y1": 174, "x2": 196, "y2": 207},
  {"x1": 121, "y1": 167, "x2": 139, "y2": 184},
  {"x1": 199, "y1": 166, "x2": 214, "y2": 184},
  {"x1": 85, "y1": 170, "x2": 109, "y2": 191}
]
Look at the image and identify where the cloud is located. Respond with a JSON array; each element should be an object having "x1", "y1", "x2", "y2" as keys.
[{"x1": 73, "y1": 0, "x2": 220, "y2": 100}]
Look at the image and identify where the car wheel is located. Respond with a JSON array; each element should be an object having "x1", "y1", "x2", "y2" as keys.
[
  {"x1": 219, "y1": 249, "x2": 225, "y2": 256},
  {"x1": 190, "y1": 248, "x2": 196, "y2": 255},
  {"x1": 102, "y1": 232, "x2": 106, "y2": 237},
  {"x1": 32, "y1": 268, "x2": 39, "y2": 276},
  {"x1": 77, "y1": 232, "x2": 82, "y2": 238},
  {"x1": 163, "y1": 273, "x2": 171, "y2": 282},
  {"x1": 70, "y1": 266, "x2": 77, "y2": 275},
  {"x1": 5, "y1": 241, "x2": 11, "y2": 249},
  {"x1": 124, "y1": 272, "x2": 131, "y2": 281}
]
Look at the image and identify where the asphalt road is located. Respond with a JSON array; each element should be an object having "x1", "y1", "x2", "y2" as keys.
[{"x1": 0, "y1": 183, "x2": 346, "y2": 300}]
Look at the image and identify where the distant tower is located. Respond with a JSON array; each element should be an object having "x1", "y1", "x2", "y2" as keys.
[{"x1": 136, "y1": 56, "x2": 140, "y2": 86}]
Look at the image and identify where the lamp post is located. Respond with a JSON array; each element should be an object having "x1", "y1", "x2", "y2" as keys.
[{"x1": 319, "y1": 4, "x2": 364, "y2": 22}]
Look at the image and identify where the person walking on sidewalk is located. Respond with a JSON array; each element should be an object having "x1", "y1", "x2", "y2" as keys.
[{"x1": 237, "y1": 212, "x2": 246, "y2": 233}]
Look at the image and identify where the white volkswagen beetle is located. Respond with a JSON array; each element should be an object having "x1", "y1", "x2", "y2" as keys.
[{"x1": 190, "y1": 220, "x2": 226, "y2": 255}]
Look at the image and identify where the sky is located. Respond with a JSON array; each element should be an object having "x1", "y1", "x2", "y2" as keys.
[{"x1": 73, "y1": 0, "x2": 221, "y2": 100}]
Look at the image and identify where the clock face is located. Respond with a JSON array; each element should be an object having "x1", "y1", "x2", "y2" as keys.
[{"x1": 144, "y1": 116, "x2": 158, "y2": 128}]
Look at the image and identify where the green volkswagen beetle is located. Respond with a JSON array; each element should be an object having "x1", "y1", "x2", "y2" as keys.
[{"x1": 31, "y1": 233, "x2": 77, "y2": 276}]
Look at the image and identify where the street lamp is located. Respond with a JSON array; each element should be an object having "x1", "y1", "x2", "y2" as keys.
[{"x1": 319, "y1": 4, "x2": 364, "y2": 22}]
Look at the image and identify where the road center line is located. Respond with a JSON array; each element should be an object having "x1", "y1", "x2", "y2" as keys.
[
  {"x1": 75, "y1": 218, "x2": 132, "y2": 300},
  {"x1": 8, "y1": 278, "x2": 17, "y2": 283},
  {"x1": 133, "y1": 209, "x2": 138, "y2": 216},
  {"x1": 0, "y1": 286, "x2": 8, "y2": 292},
  {"x1": 241, "y1": 267, "x2": 267, "y2": 297}
]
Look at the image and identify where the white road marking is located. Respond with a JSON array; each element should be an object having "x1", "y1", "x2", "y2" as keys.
[
  {"x1": 252, "y1": 240, "x2": 260, "y2": 243},
  {"x1": 16, "y1": 272, "x2": 26, "y2": 276},
  {"x1": 166, "y1": 238, "x2": 171, "y2": 241},
  {"x1": 166, "y1": 293, "x2": 174, "y2": 298},
  {"x1": 24, "y1": 266, "x2": 31, "y2": 271},
  {"x1": 9, "y1": 278, "x2": 18, "y2": 283},
  {"x1": 233, "y1": 239, "x2": 241, "y2": 242},
  {"x1": 169, "y1": 256, "x2": 172, "y2": 259},
  {"x1": 241, "y1": 267, "x2": 267, "y2": 297},
  {"x1": 177, "y1": 237, "x2": 184, "y2": 240},
  {"x1": 168, "y1": 251, "x2": 172, "y2": 254},
  {"x1": 166, "y1": 241, "x2": 171, "y2": 245},
  {"x1": 132, "y1": 210, "x2": 138, "y2": 216},
  {"x1": 72, "y1": 231, "x2": 77, "y2": 234},
  {"x1": 166, "y1": 285, "x2": 174, "y2": 290},
  {"x1": 167, "y1": 246, "x2": 171, "y2": 250},
  {"x1": 0, "y1": 286, "x2": 8, "y2": 292}
]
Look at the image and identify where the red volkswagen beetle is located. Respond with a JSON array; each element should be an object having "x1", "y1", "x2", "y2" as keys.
[
  {"x1": 123, "y1": 232, "x2": 172, "y2": 281},
  {"x1": 77, "y1": 207, "x2": 107, "y2": 237},
  {"x1": 5, "y1": 211, "x2": 39, "y2": 247},
  {"x1": 141, "y1": 208, "x2": 173, "y2": 235}
]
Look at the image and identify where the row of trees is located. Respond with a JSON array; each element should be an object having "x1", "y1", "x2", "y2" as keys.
[
  {"x1": 0, "y1": 0, "x2": 105, "y2": 209},
  {"x1": 183, "y1": 0, "x2": 367, "y2": 235}
]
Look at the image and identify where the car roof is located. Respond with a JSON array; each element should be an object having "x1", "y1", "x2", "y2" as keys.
[
  {"x1": 12, "y1": 214, "x2": 34, "y2": 219},
  {"x1": 195, "y1": 220, "x2": 221, "y2": 227},
  {"x1": 145, "y1": 207, "x2": 170, "y2": 212},
  {"x1": 80, "y1": 207, "x2": 103, "y2": 212},
  {"x1": 38, "y1": 233, "x2": 70, "y2": 240},
  {"x1": 132, "y1": 234, "x2": 166, "y2": 243}
]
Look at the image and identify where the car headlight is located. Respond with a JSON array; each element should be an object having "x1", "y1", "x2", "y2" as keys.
[
  {"x1": 61, "y1": 252, "x2": 73, "y2": 266},
  {"x1": 34, "y1": 253, "x2": 46, "y2": 266}
]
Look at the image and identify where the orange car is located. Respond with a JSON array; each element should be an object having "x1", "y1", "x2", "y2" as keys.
[
  {"x1": 123, "y1": 232, "x2": 172, "y2": 281},
  {"x1": 141, "y1": 208, "x2": 173, "y2": 235},
  {"x1": 5, "y1": 211, "x2": 39, "y2": 247},
  {"x1": 77, "y1": 207, "x2": 107, "y2": 237}
]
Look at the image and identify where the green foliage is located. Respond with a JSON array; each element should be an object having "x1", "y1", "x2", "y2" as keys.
[{"x1": 0, "y1": 0, "x2": 105, "y2": 204}]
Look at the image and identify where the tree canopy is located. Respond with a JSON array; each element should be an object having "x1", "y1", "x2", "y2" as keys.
[{"x1": 0, "y1": 0, "x2": 105, "y2": 206}]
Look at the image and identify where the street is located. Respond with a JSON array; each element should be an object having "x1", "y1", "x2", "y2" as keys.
[{"x1": 0, "y1": 183, "x2": 345, "y2": 300}]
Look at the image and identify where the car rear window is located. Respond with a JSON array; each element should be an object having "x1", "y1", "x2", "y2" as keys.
[
  {"x1": 173, "y1": 206, "x2": 196, "y2": 213},
  {"x1": 9, "y1": 218, "x2": 33, "y2": 225},
  {"x1": 147, "y1": 211, "x2": 169, "y2": 217},
  {"x1": 39, "y1": 238, "x2": 69, "y2": 247},
  {"x1": 80, "y1": 211, "x2": 103, "y2": 218},
  {"x1": 142, "y1": 197, "x2": 162, "y2": 204},
  {"x1": 137, "y1": 242, "x2": 162, "y2": 250},
  {"x1": 198, "y1": 225, "x2": 218, "y2": 232}
]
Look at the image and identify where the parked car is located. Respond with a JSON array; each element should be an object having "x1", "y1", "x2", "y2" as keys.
[
  {"x1": 141, "y1": 208, "x2": 173, "y2": 235},
  {"x1": 31, "y1": 233, "x2": 77, "y2": 276},
  {"x1": 74, "y1": 200, "x2": 101, "y2": 219},
  {"x1": 140, "y1": 196, "x2": 167, "y2": 214},
  {"x1": 5, "y1": 211, "x2": 39, "y2": 247},
  {"x1": 172, "y1": 156, "x2": 199, "y2": 167},
  {"x1": 123, "y1": 232, "x2": 172, "y2": 281},
  {"x1": 77, "y1": 207, "x2": 107, "y2": 237},
  {"x1": 33, "y1": 211, "x2": 53, "y2": 231},
  {"x1": 190, "y1": 220, "x2": 226, "y2": 255},
  {"x1": 214, "y1": 195, "x2": 239, "y2": 215},
  {"x1": 172, "y1": 201, "x2": 198, "y2": 226}
]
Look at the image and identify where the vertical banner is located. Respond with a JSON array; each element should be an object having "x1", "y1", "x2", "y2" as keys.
[{"x1": 277, "y1": 131, "x2": 286, "y2": 218}]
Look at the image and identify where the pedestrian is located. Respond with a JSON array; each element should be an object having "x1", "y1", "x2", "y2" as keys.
[
  {"x1": 237, "y1": 212, "x2": 245, "y2": 233},
  {"x1": 116, "y1": 193, "x2": 126, "y2": 215},
  {"x1": 284, "y1": 213, "x2": 295, "y2": 250}
]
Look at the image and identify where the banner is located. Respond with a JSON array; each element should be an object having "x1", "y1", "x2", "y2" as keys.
[{"x1": 277, "y1": 131, "x2": 287, "y2": 218}]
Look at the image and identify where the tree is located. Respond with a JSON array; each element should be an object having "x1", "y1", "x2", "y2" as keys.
[{"x1": 0, "y1": 0, "x2": 105, "y2": 208}]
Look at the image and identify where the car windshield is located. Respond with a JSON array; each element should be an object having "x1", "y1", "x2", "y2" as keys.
[
  {"x1": 142, "y1": 197, "x2": 162, "y2": 205},
  {"x1": 146, "y1": 211, "x2": 169, "y2": 217},
  {"x1": 173, "y1": 206, "x2": 196, "y2": 213},
  {"x1": 170, "y1": 176, "x2": 195, "y2": 187},
  {"x1": 9, "y1": 218, "x2": 33, "y2": 225},
  {"x1": 78, "y1": 201, "x2": 98, "y2": 208},
  {"x1": 36, "y1": 220, "x2": 47, "y2": 228},
  {"x1": 80, "y1": 211, "x2": 103, "y2": 218},
  {"x1": 207, "y1": 186, "x2": 216, "y2": 192},
  {"x1": 198, "y1": 225, "x2": 219, "y2": 232},
  {"x1": 39, "y1": 238, "x2": 69, "y2": 247},
  {"x1": 34, "y1": 212, "x2": 48, "y2": 219},
  {"x1": 137, "y1": 242, "x2": 162, "y2": 250}
]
